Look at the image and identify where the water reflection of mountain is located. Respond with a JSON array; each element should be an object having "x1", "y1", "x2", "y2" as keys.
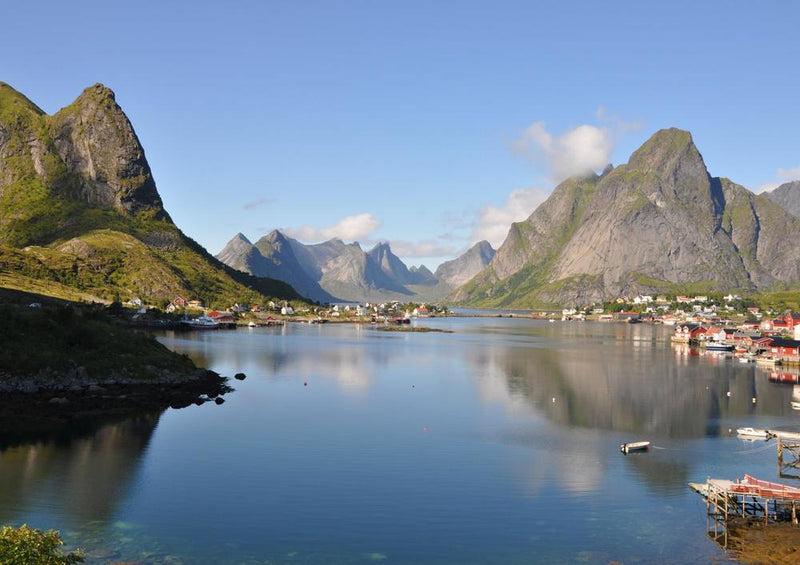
[
  {"x1": 468, "y1": 323, "x2": 794, "y2": 439},
  {"x1": 0, "y1": 413, "x2": 161, "y2": 526}
]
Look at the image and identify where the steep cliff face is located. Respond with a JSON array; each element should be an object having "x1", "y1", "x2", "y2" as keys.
[
  {"x1": 457, "y1": 128, "x2": 800, "y2": 307},
  {"x1": 434, "y1": 240, "x2": 495, "y2": 287},
  {"x1": 0, "y1": 83, "x2": 168, "y2": 247},
  {"x1": 0, "y1": 82, "x2": 296, "y2": 306},
  {"x1": 766, "y1": 180, "x2": 800, "y2": 218},
  {"x1": 47, "y1": 84, "x2": 167, "y2": 217}
]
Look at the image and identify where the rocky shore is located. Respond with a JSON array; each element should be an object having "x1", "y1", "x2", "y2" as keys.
[{"x1": 0, "y1": 367, "x2": 231, "y2": 423}]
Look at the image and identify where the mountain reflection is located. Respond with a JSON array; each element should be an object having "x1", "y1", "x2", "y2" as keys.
[
  {"x1": 161, "y1": 323, "x2": 795, "y2": 438},
  {"x1": 0, "y1": 413, "x2": 161, "y2": 526},
  {"x1": 466, "y1": 323, "x2": 794, "y2": 438}
]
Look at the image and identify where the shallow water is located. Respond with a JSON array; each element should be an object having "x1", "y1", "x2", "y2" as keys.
[{"x1": 1, "y1": 318, "x2": 798, "y2": 564}]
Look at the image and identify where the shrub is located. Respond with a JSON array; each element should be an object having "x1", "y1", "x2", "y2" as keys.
[{"x1": 0, "y1": 525, "x2": 83, "y2": 564}]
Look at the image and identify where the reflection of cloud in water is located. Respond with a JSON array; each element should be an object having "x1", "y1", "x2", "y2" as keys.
[{"x1": 275, "y1": 349, "x2": 373, "y2": 393}]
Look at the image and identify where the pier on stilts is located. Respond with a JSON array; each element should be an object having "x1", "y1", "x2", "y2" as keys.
[
  {"x1": 689, "y1": 475, "x2": 800, "y2": 547},
  {"x1": 776, "y1": 436, "x2": 800, "y2": 479}
]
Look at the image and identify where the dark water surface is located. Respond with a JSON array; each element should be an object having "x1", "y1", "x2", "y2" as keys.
[{"x1": 2, "y1": 318, "x2": 799, "y2": 564}]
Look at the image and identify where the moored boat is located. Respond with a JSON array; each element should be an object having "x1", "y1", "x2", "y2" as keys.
[
  {"x1": 620, "y1": 441, "x2": 650, "y2": 454},
  {"x1": 180, "y1": 315, "x2": 220, "y2": 330},
  {"x1": 736, "y1": 427, "x2": 770, "y2": 439},
  {"x1": 755, "y1": 356, "x2": 781, "y2": 367},
  {"x1": 704, "y1": 342, "x2": 734, "y2": 352}
]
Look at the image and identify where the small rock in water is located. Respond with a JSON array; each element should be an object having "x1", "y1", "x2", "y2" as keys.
[{"x1": 234, "y1": 372, "x2": 246, "y2": 380}]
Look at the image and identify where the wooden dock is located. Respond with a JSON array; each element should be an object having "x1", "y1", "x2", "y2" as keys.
[{"x1": 690, "y1": 475, "x2": 800, "y2": 546}]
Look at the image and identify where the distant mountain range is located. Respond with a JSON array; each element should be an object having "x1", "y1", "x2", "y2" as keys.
[
  {"x1": 217, "y1": 231, "x2": 495, "y2": 303},
  {"x1": 0, "y1": 82, "x2": 297, "y2": 307},
  {"x1": 455, "y1": 128, "x2": 800, "y2": 307}
]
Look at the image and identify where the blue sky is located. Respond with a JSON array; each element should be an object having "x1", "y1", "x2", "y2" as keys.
[{"x1": 3, "y1": 1, "x2": 799, "y2": 269}]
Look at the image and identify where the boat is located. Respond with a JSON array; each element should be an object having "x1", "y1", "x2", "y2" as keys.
[
  {"x1": 180, "y1": 315, "x2": 220, "y2": 330},
  {"x1": 620, "y1": 441, "x2": 650, "y2": 454},
  {"x1": 248, "y1": 321, "x2": 258, "y2": 328},
  {"x1": 755, "y1": 356, "x2": 781, "y2": 367},
  {"x1": 704, "y1": 342, "x2": 734, "y2": 352},
  {"x1": 736, "y1": 427, "x2": 770, "y2": 439}
]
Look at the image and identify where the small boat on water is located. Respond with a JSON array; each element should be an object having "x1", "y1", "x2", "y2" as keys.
[
  {"x1": 705, "y1": 342, "x2": 734, "y2": 352},
  {"x1": 736, "y1": 427, "x2": 770, "y2": 439},
  {"x1": 620, "y1": 441, "x2": 650, "y2": 454},
  {"x1": 180, "y1": 315, "x2": 220, "y2": 330},
  {"x1": 755, "y1": 356, "x2": 781, "y2": 367}
]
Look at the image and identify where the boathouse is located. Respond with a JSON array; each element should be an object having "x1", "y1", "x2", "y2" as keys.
[{"x1": 768, "y1": 338, "x2": 800, "y2": 363}]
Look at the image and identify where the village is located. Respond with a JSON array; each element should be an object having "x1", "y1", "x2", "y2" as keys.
[{"x1": 124, "y1": 295, "x2": 447, "y2": 329}]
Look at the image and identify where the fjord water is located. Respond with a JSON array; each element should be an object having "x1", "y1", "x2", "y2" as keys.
[{"x1": 2, "y1": 318, "x2": 799, "y2": 564}]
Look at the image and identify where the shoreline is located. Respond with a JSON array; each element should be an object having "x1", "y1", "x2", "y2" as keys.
[{"x1": 0, "y1": 368, "x2": 231, "y2": 437}]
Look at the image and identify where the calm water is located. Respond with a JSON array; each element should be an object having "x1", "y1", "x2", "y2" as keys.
[{"x1": 2, "y1": 318, "x2": 799, "y2": 564}]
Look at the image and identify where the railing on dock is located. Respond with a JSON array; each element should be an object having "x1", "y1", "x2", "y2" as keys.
[{"x1": 690, "y1": 475, "x2": 800, "y2": 548}]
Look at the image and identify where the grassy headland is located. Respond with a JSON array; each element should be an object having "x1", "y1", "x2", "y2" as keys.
[{"x1": 0, "y1": 288, "x2": 230, "y2": 428}]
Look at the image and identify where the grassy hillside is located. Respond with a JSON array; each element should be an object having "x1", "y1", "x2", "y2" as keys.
[{"x1": 0, "y1": 82, "x2": 299, "y2": 308}]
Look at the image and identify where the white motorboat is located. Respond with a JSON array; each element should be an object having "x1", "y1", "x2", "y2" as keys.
[
  {"x1": 620, "y1": 441, "x2": 650, "y2": 454},
  {"x1": 736, "y1": 427, "x2": 770, "y2": 439}
]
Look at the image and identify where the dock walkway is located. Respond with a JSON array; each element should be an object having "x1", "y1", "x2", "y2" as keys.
[{"x1": 690, "y1": 475, "x2": 800, "y2": 546}]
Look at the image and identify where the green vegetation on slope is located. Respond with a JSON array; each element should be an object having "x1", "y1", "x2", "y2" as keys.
[
  {"x1": 0, "y1": 82, "x2": 299, "y2": 308},
  {"x1": 0, "y1": 289, "x2": 195, "y2": 380}
]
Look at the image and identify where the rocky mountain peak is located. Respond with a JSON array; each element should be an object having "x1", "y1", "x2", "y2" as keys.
[
  {"x1": 456, "y1": 128, "x2": 800, "y2": 307},
  {"x1": 435, "y1": 240, "x2": 496, "y2": 288},
  {"x1": 233, "y1": 232, "x2": 252, "y2": 245},
  {"x1": 627, "y1": 128, "x2": 707, "y2": 181},
  {"x1": 46, "y1": 83, "x2": 168, "y2": 219}
]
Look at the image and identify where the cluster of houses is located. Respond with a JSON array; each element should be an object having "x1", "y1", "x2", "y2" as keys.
[
  {"x1": 155, "y1": 295, "x2": 441, "y2": 325},
  {"x1": 671, "y1": 311, "x2": 800, "y2": 366}
]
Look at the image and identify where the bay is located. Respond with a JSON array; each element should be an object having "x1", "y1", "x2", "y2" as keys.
[{"x1": 1, "y1": 317, "x2": 798, "y2": 564}]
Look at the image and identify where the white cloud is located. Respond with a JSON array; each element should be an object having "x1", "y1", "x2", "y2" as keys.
[
  {"x1": 283, "y1": 213, "x2": 381, "y2": 243},
  {"x1": 472, "y1": 187, "x2": 550, "y2": 248},
  {"x1": 388, "y1": 239, "x2": 456, "y2": 259},
  {"x1": 511, "y1": 109, "x2": 641, "y2": 184},
  {"x1": 754, "y1": 166, "x2": 800, "y2": 193},
  {"x1": 512, "y1": 121, "x2": 614, "y2": 183}
]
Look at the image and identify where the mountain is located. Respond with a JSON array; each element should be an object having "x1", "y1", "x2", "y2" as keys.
[
  {"x1": 0, "y1": 82, "x2": 298, "y2": 306},
  {"x1": 216, "y1": 231, "x2": 335, "y2": 303},
  {"x1": 766, "y1": 180, "x2": 800, "y2": 218},
  {"x1": 434, "y1": 240, "x2": 495, "y2": 287},
  {"x1": 217, "y1": 231, "x2": 450, "y2": 303},
  {"x1": 455, "y1": 128, "x2": 800, "y2": 307}
]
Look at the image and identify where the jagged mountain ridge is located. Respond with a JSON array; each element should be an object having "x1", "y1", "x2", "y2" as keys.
[
  {"x1": 455, "y1": 128, "x2": 800, "y2": 307},
  {"x1": 217, "y1": 230, "x2": 453, "y2": 303},
  {"x1": 766, "y1": 180, "x2": 800, "y2": 218},
  {"x1": 0, "y1": 82, "x2": 297, "y2": 306},
  {"x1": 434, "y1": 240, "x2": 495, "y2": 287}
]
